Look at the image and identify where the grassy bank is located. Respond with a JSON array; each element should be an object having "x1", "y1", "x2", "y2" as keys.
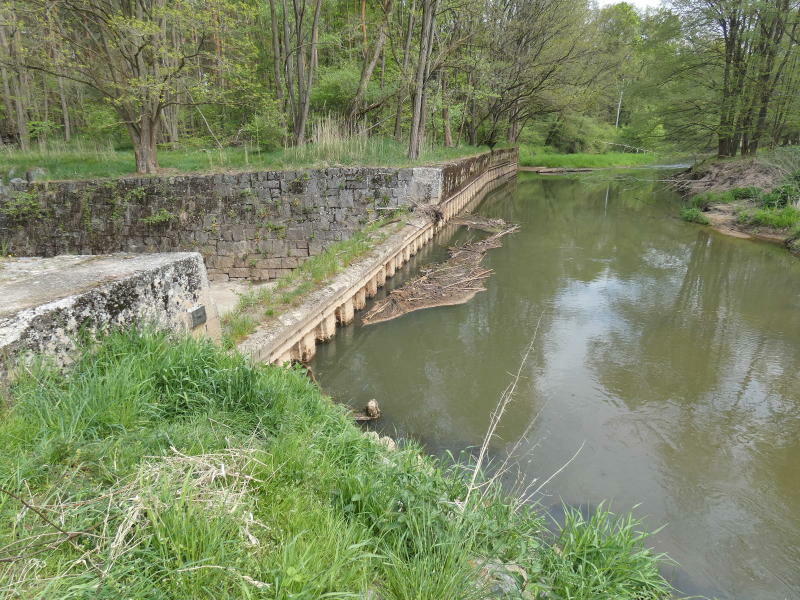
[
  {"x1": 679, "y1": 172, "x2": 800, "y2": 252},
  {"x1": 0, "y1": 330, "x2": 675, "y2": 599},
  {"x1": 518, "y1": 145, "x2": 659, "y2": 169},
  {"x1": 0, "y1": 139, "x2": 487, "y2": 182}
]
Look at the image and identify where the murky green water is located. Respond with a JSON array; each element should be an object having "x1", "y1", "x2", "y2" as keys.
[{"x1": 311, "y1": 172, "x2": 800, "y2": 600}]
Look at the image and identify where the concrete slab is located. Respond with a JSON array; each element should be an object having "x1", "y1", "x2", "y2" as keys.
[
  {"x1": 0, "y1": 252, "x2": 220, "y2": 376},
  {"x1": 209, "y1": 279, "x2": 277, "y2": 318}
]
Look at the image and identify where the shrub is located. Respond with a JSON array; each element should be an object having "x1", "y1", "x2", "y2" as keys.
[
  {"x1": 240, "y1": 98, "x2": 285, "y2": 151},
  {"x1": 690, "y1": 190, "x2": 734, "y2": 209},
  {"x1": 680, "y1": 207, "x2": 709, "y2": 224}
]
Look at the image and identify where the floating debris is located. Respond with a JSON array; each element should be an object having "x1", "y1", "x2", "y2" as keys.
[{"x1": 361, "y1": 218, "x2": 519, "y2": 325}]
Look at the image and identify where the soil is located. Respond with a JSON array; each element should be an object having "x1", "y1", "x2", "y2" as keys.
[
  {"x1": 674, "y1": 157, "x2": 783, "y2": 196},
  {"x1": 675, "y1": 157, "x2": 798, "y2": 255}
]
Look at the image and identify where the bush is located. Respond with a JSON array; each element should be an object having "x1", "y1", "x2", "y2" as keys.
[
  {"x1": 730, "y1": 186, "x2": 762, "y2": 200},
  {"x1": 544, "y1": 113, "x2": 618, "y2": 154},
  {"x1": 680, "y1": 206, "x2": 709, "y2": 224},
  {"x1": 240, "y1": 99, "x2": 286, "y2": 151}
]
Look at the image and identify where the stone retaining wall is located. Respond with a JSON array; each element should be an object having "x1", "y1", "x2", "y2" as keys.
[
  {"x1": 0, "y1": 149, "x2": 516, "y2": 283},
  {"x1": 239, "y1": 152, "x2": 518, "y2": 365},
  {"x1": 0, "y1": 167, "x2": 437, "y2": 283}
]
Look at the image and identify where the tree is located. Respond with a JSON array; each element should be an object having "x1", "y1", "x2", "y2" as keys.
[{"x1": 13, "y1": 0, "x2": 223, "y2": 173}]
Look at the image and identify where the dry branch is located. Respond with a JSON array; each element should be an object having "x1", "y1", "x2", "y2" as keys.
[{"x1": 362, "y1": 216, "x2": 519, "y2": 325}]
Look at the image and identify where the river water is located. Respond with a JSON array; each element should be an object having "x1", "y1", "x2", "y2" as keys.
[{"x1": 311, "y1": 172, "x2": 800, "y2": 600}]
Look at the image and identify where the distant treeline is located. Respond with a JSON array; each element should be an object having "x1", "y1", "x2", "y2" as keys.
[{"x1": 1, "y1": 0, "x2": 799, "y2": 172}]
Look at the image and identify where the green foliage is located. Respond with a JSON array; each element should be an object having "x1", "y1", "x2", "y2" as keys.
[
  {"x1": 738, "y1": 205, "x2": 800, "y2": 229},
  {"x1": 759, "y1": 182, "x2": 800, "y2": 209},
  {"x1": 140, "y1": 208, "x2": 176, "y2": 225},
  {"x1": 730, "y1": 186, "x2": 763, "y2": 200},
  {"x1": 0, "y1": 330, "x2": 674, "y2": 599},
  {"x1": 26, "y1": 120, "x2": 60, "y2": 141},
  {"x1": 690, "y1": 190, "x2": 736, "y2": 209},
  {"x1": 680, "y1": 206, "x2": 709, "y2": 224},
  {"x1": 518, "y1": 145, "x2": 658, "y2": 168},
  {"x1": 541, "y1": 114, "x2": 621, "y2": 154},
  {"x1": 240, "y1": 99, "x2": 285, "y2": 151},
  {"x1": 0, "y1": 190, "x2": 43, "y2": 223}
]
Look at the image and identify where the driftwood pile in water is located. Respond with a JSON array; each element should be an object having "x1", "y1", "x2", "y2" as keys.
[{"x1": 361, "y1": 216, "x2": 519, "y2": 325}]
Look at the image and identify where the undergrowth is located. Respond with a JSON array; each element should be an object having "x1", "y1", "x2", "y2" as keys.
[{"x1": 0, "y1": 330, "x2": 676, "y2": 599}]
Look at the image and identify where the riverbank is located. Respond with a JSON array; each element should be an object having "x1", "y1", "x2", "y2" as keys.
[
  {"x1": 0, "y1": 329, "x2": 674, "y2": 599},
  {"x1": 518, "y1": 145, "x2": 659, "y2": 169},
  {"x1": 676, "y1": 154, "x2": 800, "y2": 255}
]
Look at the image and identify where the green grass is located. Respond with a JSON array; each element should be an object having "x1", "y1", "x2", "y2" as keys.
[
  {"x1": 737, "y1": 205, "x2": 800, "y2": 229},
  {"x1": 221, "y1": 212, "x2": 405, "y2": 347},
  {"x1": 680, "y1": 206, "x2": 710, "y2": 224},
  {"x1": 0, "y1": 138, "x2": 490, "y2": 182},
  {"x1": 688, "y1": 187, "x2": 761, "y2": 210},
  {"x1": 518, "y1": 145, "x2": 659, "y2": 169},
  {"x1": 0, "y1": 329, "x2": 676, "y2": 599}
]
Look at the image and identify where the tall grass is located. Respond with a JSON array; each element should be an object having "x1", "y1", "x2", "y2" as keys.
[
  {"x1": 0, "y1": 135, "x2": 487, "y2": 181},
  {"x1": 0, "y1": 330, "x2": 677, "y2": 599}
]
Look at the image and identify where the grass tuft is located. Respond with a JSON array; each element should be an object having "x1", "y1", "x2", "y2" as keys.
[
  {"x1": 680, "y1": 206, "x2": 710, "y2": 224},
  {"x1": 738, "y1": 205, "x2": 800, "y2": 229},
  {"x1": 221, "y1": 211, "x2": 405, "y2": 347}
]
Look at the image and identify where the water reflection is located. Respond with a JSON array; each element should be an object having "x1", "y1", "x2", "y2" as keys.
[{"x1": 312, "y1": 173, "x2": 800, "y2": 600}]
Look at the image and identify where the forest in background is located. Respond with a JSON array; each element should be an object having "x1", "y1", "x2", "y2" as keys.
[{"x1": 1, "y1": 0, "x2": 800, "y2": 174}]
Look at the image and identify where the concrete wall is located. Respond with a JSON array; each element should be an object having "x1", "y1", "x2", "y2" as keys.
[
  {"x1": 0, "y1": 149, "x2": 516, "y2": 283},
  {"x1": 0, "y1": 252, "x2": 219, "y2": 375}
]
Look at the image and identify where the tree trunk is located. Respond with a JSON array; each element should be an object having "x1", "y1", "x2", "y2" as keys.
[
  {"x1": 0, "y1": 24, "x2": 29, "y2": 150},
  {"x1": 408, "y1": 0, "x2": 436, "y2": 159},
  {"x1": 268, "y1": 0, "x2": 284, "y2": 100},
  {"x1": 393, "y1": 0, "x2": 417, "y2": 139},
  {"x1": 294, "y1": 0, "x2": 323, "y2": 144},
  {"x1": 57, "y1": 75, "x2": 71, "y2": 141},
  {"x1": 129, "y1": 115, "x2": 160, "y2": 174},
  {"x1": 441, "y1": 72, "x2": 452, "y2": 147},
  {"x1": 348, "y1": 0, "x2": 394, "y2": 130}
]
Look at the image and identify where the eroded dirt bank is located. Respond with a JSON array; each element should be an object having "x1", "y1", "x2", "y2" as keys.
[{"x1": 675, "y1": 157, "x2": 799, "y2": 254}]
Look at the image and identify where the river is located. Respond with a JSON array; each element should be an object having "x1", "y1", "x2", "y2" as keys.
[{"x1": 311, "y1": 171, "x2": 800, "y2": 600}]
